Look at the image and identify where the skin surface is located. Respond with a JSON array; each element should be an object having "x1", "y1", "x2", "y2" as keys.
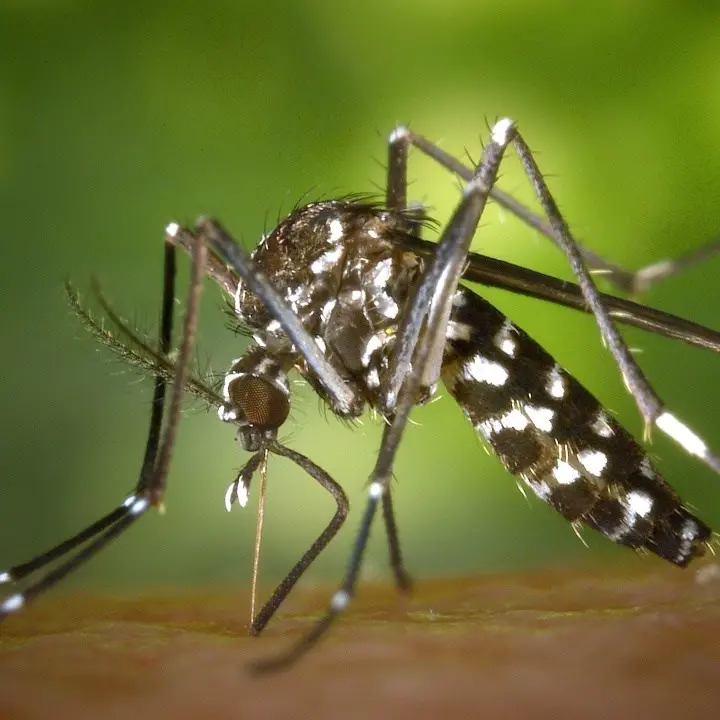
[{"x1": 1, "y1": 564, "x2": 719, "y2": 720}]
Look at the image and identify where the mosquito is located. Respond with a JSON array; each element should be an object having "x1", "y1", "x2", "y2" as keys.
[{"x1": 2, "y1": 119, "x2": 719, "y2": 673}]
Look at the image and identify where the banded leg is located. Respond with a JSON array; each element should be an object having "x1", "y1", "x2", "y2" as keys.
[
  {"x1": 510, "y1": 132, "x2": 720, "y2": 475},
  {"x1": 250, "y1": 119, "x2": 518, "y2": 672},
  {"x1": 404, "y1": 242, "x2": 720, "y2": 353},
  {"x1": 387, "y1": 125, "x2": 720, "y2": 295},
  {"x1": 0, "y1": 232, "x2": 206, "y2": 618},
  {"x1": 388, "y1": 124, "x2": 720, "y2": 478},
  {"x1": 171, "y1": 219, "x2": 366, "y2": 635},
  {"x1": 176, "y1": 217, "x2": 364, "y2": 420}
]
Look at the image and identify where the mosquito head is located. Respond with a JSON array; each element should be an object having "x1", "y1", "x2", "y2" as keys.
[
  {"x1": 217, "y1": 348, "x2": 291, "y2": 451},
  {"x1": 236, "y1": 427, "x2": 278, "y2": 453}
]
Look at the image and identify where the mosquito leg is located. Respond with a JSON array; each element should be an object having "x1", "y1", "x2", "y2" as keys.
[
  {"x1": 400, "y1": 240, "x2": 720, "y2": 354},
  {"x1": 252, "y1": 120, "x2": 518, "y2": 671},
  {"x1": 387, "y1": 126, "x2": 409, "y2": 212},
  {"x1": 181, "y1": 218, "x2": 364, "y2": 420},
  {"x1": 507, "y1": 130, "x2": 720, "y2": 476},
  {"x1": 382, "y1": 489, "x2": 412, "y2": 591},
  {"x1": 163, "y1": 225, "x2": 239, "y2": 299},
  {"x1": 392, "y1": 126, "x2": 720, "y2": 295},
  {"x1": 138, "y1": 241, "x2": 177, "y2": 492},
  {"x1": 0, "y1": 504, "x2": 134, "y2": 595},
  {"x1": 377, "y1": 127, "x2": 427, "y2": 592},
  {"x1": 248, "y1": 443, "x2": 349, "y2": 636},
  {"x1": 1, "y1": 233, "x2": 205, "y2": 618},
  {"x1": 0, "y1": 511, "x2": 143, "y2": 616},
  {"x1": 0, "y1": 240, "x2": 176, "y2": 615},
  {"x1": 149, "y1": 228, "x2": 206, "y2": 504},
  {"x1": 392, "y1": 123, "x2": 720, "y2": 472},
  {"x1": 617, "y1": 236, "x2": 720, "y2": 295}
]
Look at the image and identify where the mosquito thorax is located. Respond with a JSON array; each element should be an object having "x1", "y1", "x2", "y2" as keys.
[
  {"x1": 218, "y1": 348, "x2": 291, "y2": 451},
  {"x1": 232, "y1": 200, "x2": 425, "y2": 412}
]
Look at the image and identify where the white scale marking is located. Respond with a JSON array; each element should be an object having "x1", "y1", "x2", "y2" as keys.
[
  {"x1": 0, "y1": 571, "x2": 11, "y2": 584},
  {"x1": 553, "y1": 460, "x2": 580, "y2": 486},
  {"x1": 478, "y1": 409, "x2": 529, "y2": 437},
  {"x1": 224, "y1": 477, "x2": 250, "y2": 512},
  {"x1": 546, "y1": 365, "x2": 566, "y2": 399},
  {"x1": 331, "y1": 589, "x2": 350, "y2": 612},
  {"x1": 465, "y1": 356, "x2": 509, "y2": 387},
  {"x1": 310, "y1": 246, "x2": 343, "y2": 274},
  {"x1": 1, "y1": 593, "x2": 24, "y2": 613},
  {"x1": 254, "y1": 357, "x2": 277, "y2": 377},
  {"x1": 379, "y1": 299, "x2": 399, "y2": 320},
  {"x1": 129, "y1": 497, "x2": 149, "y2": 516},
  {"x1": 590, "y1": 411, "x2": 614, "y2": 438},
  {"x1": 284, "y1": 284, "x2": 311, "y2": 313},
  {"x1": 577, "y1": 449, "x2": 608, "y2": 477},
  {"x1": 531, "y1": 479, "x2": 553, "y2": 500},
  {"x1": 503, "y1": 409, "x2": 530, "y2": 432},
  {"x1": 491, "y1": 118, "x2": 515, "y2": 146},
  {"x1": 234, "y1": 285, "x2": 245, "y2": 316},
  {"x1": 389, "y1": 126, "x2": 410, "y2": 144},
  {"x1": 372, "y1": 259, "x2": 393, "y2": 288},
  {"x1": 224, "y1": 483, "x2": 236, "y2": 512},
  {"x1": 328, "y1": 218, "x2": 344, "y2": 243},
  {"x1": 369, "y1": 482, "x2": 384, "y2": 499},
  {"x1": 165, "y1": 222, "x2": 180, "y2": 238},
  {"x1": 675, "y1": 519, "x2": 701, "y2": 564},
  {"x1": 222, "y1": 367, "x2": 246, "y2": 402},
  {"x1": 218, "y1": 406, "x2": 237, "y2": 422},
  {"x1": 361, "y1": 333, "x2": 384, "y2": 368},
  {"x1": 656, "y1": 412, "x2": 708, "y2": 459},
  {"x1": 525, "y1": 405, "x2": 555, "y2": 433},
  {"x1": 123, "y1": 494, "x2": 148, "y2": 516},
  {"x1": 447, "y1": 321, "x2": 472, "y2": 342},
  {"x1": 498, "y1": 337, "x2": 516, "y2": 357},
  {"x1": 681, "y1": 519, "x2": 699, "y2": 540},
  {"x1": 123, "y1": 495, "x2": 137, "y2": 508},
  {"x1": 238, "y1": 480, "x2": 249, "y2": 507},
  {"x1": 639, "y1": 456, "x2": 655, "y2": 480},
  {"x1": 494, "y1": 320, "x2": 517, "y2": 358},
  {"x1": 321, "y1": 299, "x2": 336, "y2": 324},
  {"x1": 626, "y1": 490, "x2": 653, "y2": 519},
  {"x1": 609, "y1": 490, "x2": 657, "y2": 542}
]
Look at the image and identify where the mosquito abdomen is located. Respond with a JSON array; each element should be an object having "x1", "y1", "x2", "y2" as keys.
[{"x1": 442, "y1": 287, "x2": 711, "y2": 566}]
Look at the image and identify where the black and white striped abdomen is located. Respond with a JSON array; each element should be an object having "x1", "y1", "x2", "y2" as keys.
[{"x1": 441, "y1": 287, "x2": 711, "y2": 566}]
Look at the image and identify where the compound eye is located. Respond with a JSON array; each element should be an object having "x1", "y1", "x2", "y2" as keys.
[
  {"x1": 218, "y1": 351, "x2": 291, "y2": 429},
  {"x1": 228, "y1": 374, "x2": 290, "y2": 429}
]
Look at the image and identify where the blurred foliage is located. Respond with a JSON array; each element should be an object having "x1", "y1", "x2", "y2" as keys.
[{"x1": 1, "y1": 0, "x2": 720, "y2": 596}]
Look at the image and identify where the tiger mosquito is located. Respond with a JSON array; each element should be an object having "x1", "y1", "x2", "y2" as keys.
[{"x1": 1, "y1": 119, "x2": 720, "y2": 672}]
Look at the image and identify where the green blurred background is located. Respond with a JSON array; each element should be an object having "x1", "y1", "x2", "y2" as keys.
[{"x1": 1, "y1": 0, "x2": 720, "y2": 599}]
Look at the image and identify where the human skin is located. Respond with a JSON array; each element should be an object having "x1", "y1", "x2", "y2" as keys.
[{"x1": 1, "y1": 564, "x2": 719, "y2": 720}]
